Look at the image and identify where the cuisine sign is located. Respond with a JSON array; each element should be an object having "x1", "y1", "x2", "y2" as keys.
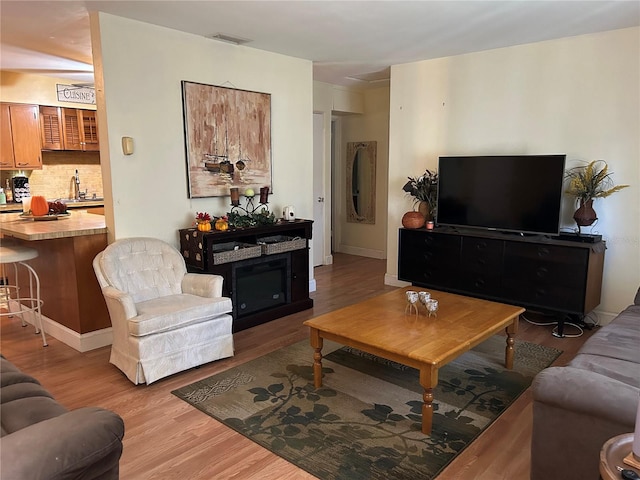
[{"x1": 56, "y1": 84, "x2": 96, "y2": 105}]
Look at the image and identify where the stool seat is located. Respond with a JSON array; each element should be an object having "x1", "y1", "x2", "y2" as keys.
[
  {"x1": 0, "y1": 244, "x2": 47, "y2": 347},
  {"x1": 0, "y1": 246, "x2": 39, "y2": 264}
]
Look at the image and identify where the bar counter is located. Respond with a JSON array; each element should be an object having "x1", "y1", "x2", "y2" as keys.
[
  {"x1": 0, "y1": 210, "x2": 107, "y2": 240},
  {"x1": 1, "y1": 210, "x2": 110, "y2": 345}
]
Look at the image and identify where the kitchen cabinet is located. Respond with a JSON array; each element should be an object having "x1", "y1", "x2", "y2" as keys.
[
  {"x1": 62, "y1": 108, "x2": 99, "y2": 151},
  {"x1": 1, "y1": 104, "x2": 15, "y2": 168},
  {"x1": 40, "y1": 106, "x2": 64, "y2": 150},
  {"x1": 1, "y1": 103, "x2": 42, "y2": 170},
  {"x1": 40, "y1": 106, "x2": 99, "y2": 151}
]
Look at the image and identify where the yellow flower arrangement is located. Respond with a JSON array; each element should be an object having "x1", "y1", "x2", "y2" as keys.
[{"x1": 565, "y1": 160, "x2": 629, "y2": 202}]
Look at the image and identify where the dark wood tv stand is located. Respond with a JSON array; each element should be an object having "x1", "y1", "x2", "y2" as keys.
[
  {"x1": 179, "y1": 220, "x2": 313, "y2": 332},
  {"x1": 398, "y1": 227, "x2": 605, "y2": 337}
]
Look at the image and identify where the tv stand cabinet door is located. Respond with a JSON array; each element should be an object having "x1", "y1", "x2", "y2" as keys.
[
  {"x1": 502, "y1": 242, "x2": 595, "y2": 314},
  {"x1": 398, "y1": 229, "x2": 461, "y2": 288},
  {"x1": 459, "y1": 236, "x2": 503, "y2": 297}
]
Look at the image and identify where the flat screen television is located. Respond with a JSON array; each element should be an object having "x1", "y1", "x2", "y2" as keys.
[{"x1": 436, "y1": 154, "x2": 566, "y2": 235}]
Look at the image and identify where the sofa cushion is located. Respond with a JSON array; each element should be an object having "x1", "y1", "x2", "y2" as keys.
[
  {"x1": 1, "y1": 396, "x2": 68, "y2": 436},
  {"x1": 575, "y1": 305, "x2": 640, "y2": 364},
  {"x1": 130, "y1": 294, "x2": 233, "y2": 336},
  {"x1": 568, "y1": 354, "x2": 640, "y2": 388},
  {"x1": 1, "y1": 370, "x2": 41, "y2": 389},
  {"x1": 1, "y1": 381, "x2": 54, "y2": 405}
]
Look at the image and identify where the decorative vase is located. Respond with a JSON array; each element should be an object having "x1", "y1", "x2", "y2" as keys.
[
  {"x1": 402, "y1": 211, "x2": 425, "y2": 229},
  {"x1": 573, "y1": 199, "x2": 597, "y2": 227},
  {"x1": 418, "y1": 201, "x2": 430, "y2": 220}
]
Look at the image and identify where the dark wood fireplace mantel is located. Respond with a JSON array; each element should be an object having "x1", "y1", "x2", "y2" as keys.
[{"x1": 179, "y1": 219, "x2": 313, "y2": 332}]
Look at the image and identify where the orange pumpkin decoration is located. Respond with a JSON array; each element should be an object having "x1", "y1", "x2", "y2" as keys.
[
  {"x1": 214, "y1": 218, "x2": 229, "y2": 231},
  {"x1": 30, "y1": 196, "x2": 49, "y2": 216},
  {"x1": 196, "y1": 221, "x2": 211, "y2": 232}
]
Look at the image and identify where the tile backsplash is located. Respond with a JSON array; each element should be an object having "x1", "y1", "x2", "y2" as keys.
[{"x1": 1, "y1": 151, "x2": 103, "y2": 201}]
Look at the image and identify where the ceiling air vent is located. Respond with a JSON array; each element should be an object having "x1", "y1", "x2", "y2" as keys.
[{"x1": 206, "y1": 33, "x2": 252, "y2": 46}]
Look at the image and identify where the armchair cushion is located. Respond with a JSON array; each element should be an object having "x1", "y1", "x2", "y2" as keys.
[{"x1": 129, "y1": 294, "x2": 232, "y2": 336}]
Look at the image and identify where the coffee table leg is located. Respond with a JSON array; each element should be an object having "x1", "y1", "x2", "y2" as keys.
[
  {"x1": 505, "y1": 316, "x2": 519, "y2": 369},
  {"x1": 419, "y1": 366, "x2": 438, "y2": 435},
  {"x1": 310, "y1": 328, "x2": 323, "y2": 388}
]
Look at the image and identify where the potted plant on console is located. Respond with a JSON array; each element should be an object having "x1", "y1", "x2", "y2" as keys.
[
  {"x1": 565, "y1": 160, "x2": 629, "y2": 231},
  {"x1": 402, "y1": 169, "x2": 438, "y2": 229}
]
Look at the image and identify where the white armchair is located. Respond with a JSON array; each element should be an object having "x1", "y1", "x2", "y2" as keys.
[{"x1": 93, "y1": 237, "x2": 234, "y2": 384}]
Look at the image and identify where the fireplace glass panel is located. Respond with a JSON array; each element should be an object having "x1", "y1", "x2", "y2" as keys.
[{"x1": 234, "y1": 255, "x2": 290, "y2": 317}]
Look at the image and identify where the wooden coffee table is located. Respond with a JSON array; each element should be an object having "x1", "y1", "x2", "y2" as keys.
[{"x1": 303, "y1": 287, "x2": 525, "y2": 435}]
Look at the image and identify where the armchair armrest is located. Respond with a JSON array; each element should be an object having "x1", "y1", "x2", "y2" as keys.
[
  {"x1": 0, "y1": 407, "x2": 124, "y2": 480},
  {"x1": 182, "y1": 273, "x2": 224, "y2": 298},
  {"x1": 101, "y1": 285, "x2": 138, "y2": 320}
]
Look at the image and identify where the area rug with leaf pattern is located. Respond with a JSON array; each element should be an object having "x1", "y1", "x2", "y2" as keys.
[{"x1": 172, "y1": 336, "x2": 561, "y2": 480}]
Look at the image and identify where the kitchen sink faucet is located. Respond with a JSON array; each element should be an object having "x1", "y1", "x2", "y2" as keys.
[{"x1": 74, "y1": 170, "x2": 81, "y2": 200}]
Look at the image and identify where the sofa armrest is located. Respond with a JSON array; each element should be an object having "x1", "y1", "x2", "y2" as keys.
[
  {"x1": 0, "y1": 407, "x2": 124, "y2": 480},
  {"x1": 532, "y1": 366, "x2": 638, "y2": 425},
  {"x1": 101, "y1": 285, "x2": 138, "y2": 320},
  {"x1": 182, "y1": 273, "x2": 223, "y2": 298},
  {"x1": 634, "y1": 286, "x2": 640, "y2": 305},
  {"x1": 531, "y1": 366, "x2": 638, "y2": 480}
]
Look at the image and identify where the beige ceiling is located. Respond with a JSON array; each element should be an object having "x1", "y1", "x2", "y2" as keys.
[{"x1": 1, "y1": 1, "x2": 639, "y2": 87}]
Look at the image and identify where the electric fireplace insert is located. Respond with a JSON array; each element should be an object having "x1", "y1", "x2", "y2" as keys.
[{"x1": 232, "y1": 253, "x2": 291, "y2": 319}]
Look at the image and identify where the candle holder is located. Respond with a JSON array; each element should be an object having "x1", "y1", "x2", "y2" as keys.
[
  {"x1": 230, "y1": 187, "x2": 240, "y2": 206},
  {"x1": 260, "y1": 186, "x2": 270, "y2": 204},
  {"x1": 230, "y1": 196, "x2": 271, "y2": 215}
]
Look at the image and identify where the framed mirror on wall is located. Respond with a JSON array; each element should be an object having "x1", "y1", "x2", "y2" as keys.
[{"x1": 346, "y1": 141, "x2": 376, "y2": 224}]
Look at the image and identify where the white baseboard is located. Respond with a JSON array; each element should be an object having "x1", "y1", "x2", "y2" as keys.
[
  {"x1": 338, "y1": 245, "x2": 385, "y2": 259},
  {"x1": 8, "y1": 300, "x2": 112, "y2": 352},
  {"x1": 384, "y1": 273, "x2": 410, "y2": 287}
]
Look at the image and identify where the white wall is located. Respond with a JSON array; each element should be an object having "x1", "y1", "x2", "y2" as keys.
[
  {"x1": 387, "y1": 27, "x2": 640, "y2": 318},
  {"x1": 91, "y1": 13, "x2": 314, "y2": 255},
  {"x1": 339, "y1": 87, "x2": 390, "y2": 259}
]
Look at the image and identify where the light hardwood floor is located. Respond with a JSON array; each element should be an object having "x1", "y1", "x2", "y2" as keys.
[{"x1": 1, "y1": 253, "x2": 595, "y2": 479}]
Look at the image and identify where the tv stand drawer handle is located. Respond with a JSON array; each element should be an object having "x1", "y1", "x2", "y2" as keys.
[{"x1": 537, "y1": 247, "x2": 550, "y2": 257}]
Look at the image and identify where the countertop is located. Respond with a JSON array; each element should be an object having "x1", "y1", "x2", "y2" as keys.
[
  {"x1": 0, "y1": 210, "x2": 107, "y2": 241},
  {"x1": 0, "y1": 200, "x2": 104, "y2": 213}
]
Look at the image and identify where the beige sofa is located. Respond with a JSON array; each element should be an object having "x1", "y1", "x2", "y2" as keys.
[{"x1": 530, "y1": 287, "x2": 640, "y2": 480}]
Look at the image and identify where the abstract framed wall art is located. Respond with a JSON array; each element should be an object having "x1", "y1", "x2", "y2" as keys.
[{"x1": 182, "y1": 81, "x2": 272, "y2": 198}]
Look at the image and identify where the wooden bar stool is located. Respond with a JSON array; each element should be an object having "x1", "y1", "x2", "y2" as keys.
[{"x1": 0, "y1": 244, "x2": 47, "y2": 346}]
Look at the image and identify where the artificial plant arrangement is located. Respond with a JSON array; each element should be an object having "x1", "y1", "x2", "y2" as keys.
[
  {"x1": 402, "y1": 169, "x2": 439, "y2": 219},
  {"x1": 565, "y1": 160, "x2": 629, "y2": 201},
  {"x1": 564, "y1": 160, "x2": 629, "y2": 227},
  {"x1": 195, "y1": 212, "x2": 212, "y2": 232},
  {"x1": 227, "y1": 209, "x2": 276, "y2": 229}
]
